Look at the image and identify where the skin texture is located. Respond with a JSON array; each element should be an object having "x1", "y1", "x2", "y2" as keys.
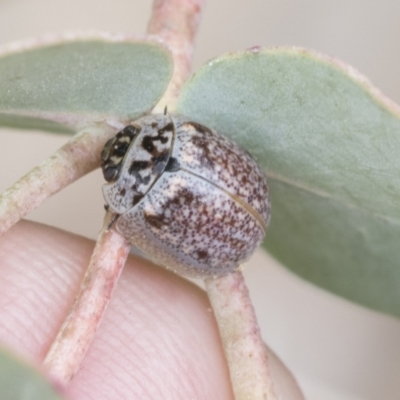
[{"x1": 0, "y1": 220, "x2": 304, "y2": 400}]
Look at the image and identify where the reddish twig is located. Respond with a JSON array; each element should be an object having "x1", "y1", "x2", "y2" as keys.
[
  {"x1": 205, "y1": 271, "x2": 278, "y2": 400},
  {"x1": 148, "y1": 0, "x2": 205, "y2": 112},
  {"x1": 43, "y1": 211, "x2": 131, "y2": 386},
  {"x1": 43, "y1": 0, "x2": 207, "y2": 387},
  {"x1": 0, "y1": 125, "x2": 116, "y2": 236}
]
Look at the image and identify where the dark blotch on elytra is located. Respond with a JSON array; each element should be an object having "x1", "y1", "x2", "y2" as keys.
[
  {"x1": 132, "y1": 193, "x2": 144, "y2": 206},
  {"x1": 157, "y1": 122, "x2": 174, "y2": 142},
  {"x1": 164, "y1": 157, "x2": 180, "y2": 172},
  {"x1": 142, "y1": 136, "x2": 155, "y2": 153},
  {"x1": 129, "y1": 160, "x2": 150, "y2": 174},
  {"x1": 131, "y1": 173, "x2": 151, "y2": 187},
  {"x1": 140, "y1": 175, "x2": 151, "y2": 185},
  {"x1": 153, "y1": 152, "x2": 170, "y2": 174},
  {"x1": 196, "y1": 250, "x2": 209, "y2": 260},
  {"x1": 144, "y1": 212, "x2": 164, "y2": 229},
  {"x1": 181, "y1": 188, "x2": 194, "y2": 205}
]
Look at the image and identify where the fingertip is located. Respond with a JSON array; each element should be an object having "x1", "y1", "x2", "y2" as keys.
[{"x1": 0, "y1": 221, "x2": 233, "y2": 399}]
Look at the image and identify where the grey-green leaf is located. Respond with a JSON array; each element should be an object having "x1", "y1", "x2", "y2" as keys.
[
  {"x1": 177, "y1": 47, "x2": 400, "y2": 317},
  {"x1": 0, "y1": 346, "x2": 66, "y2": 400},
  {"x1": 0, "y1": 33, "x2": 173, "y2": 133}
]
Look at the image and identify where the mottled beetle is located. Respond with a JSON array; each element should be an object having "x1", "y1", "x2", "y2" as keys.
[{"x1": 101, "y1": 114, "x2": 270, "y2": 278}]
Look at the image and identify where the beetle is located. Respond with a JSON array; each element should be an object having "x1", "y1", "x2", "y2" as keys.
[{"x1": 101, "y1": 114, "x2": 270, "y2": 278}]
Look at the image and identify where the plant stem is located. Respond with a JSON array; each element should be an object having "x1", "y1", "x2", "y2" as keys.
[
  {"x1": 205, "y1": 271, "x2": 278, "y2": 400},
  {"x1": 0, "y1": 125, "x2": 116, "y2": 236},
  {"x1": 148, "y1": 0, "x2": 205, "y2": 112},
  {"x1": 43, "y1": 0, "x2": 206, "y2": 386},
  {"x1": 43, "y1": 211, "x2": 131, "y2": 386}
]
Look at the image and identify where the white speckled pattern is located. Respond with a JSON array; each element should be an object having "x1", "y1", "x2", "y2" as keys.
[
  {"x1": 101, "y1": 114, "x2": 270, "y2": 278},
  {"x1": 171, "y1": 115, "x2": 270, "y2": 223}
]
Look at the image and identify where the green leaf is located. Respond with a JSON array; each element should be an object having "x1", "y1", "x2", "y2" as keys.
[
  {"x1": 177, "y1": 47, "x2": 400, "y2": 317},
  {"x1": 0, "y1": 346, "x2": 66, "y2": 399},
  {"x1": 0, "y1": 33, "x2": 173, "y2": 133}
]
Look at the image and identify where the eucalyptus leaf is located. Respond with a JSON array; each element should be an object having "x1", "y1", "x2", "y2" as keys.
[
  {"x1": 177, "y1": 47, "x2": 400, "y2": 317},
  {"x1": 0, "y1": 346, "x2": 66, "y2": 400},
  {"x1": 0, "y1": 33, "x2": 173, "y2": 132}
]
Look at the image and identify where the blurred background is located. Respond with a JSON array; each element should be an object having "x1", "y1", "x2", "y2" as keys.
[{"x1": 1, "y1": 1, "x2": 400, "y2": 398}]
